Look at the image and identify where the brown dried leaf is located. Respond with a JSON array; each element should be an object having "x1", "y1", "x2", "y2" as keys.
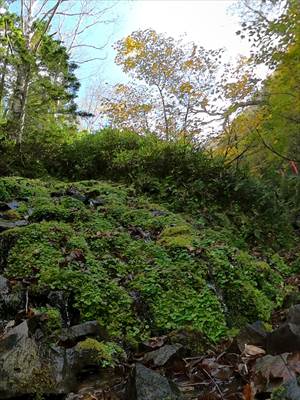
[
  {"x1": 253, "y1": 352, "x2": 300, "y2": 392},
  {"x1": 244, "y1": 344, "x2": 266, "y2": 357}
]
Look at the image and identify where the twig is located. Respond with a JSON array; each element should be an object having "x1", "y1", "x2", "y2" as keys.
[{"x1": 201, "y1": 367, "x2": 225, "y2": 400}]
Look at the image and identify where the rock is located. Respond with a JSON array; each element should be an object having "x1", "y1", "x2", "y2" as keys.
[
  {"x1": 267, "y1": 323, "x2": 300, "y2": 354},
  {"x1": 59, "y1": 321, "x2": 103, "y2": 345},
  {"x1": 272, "y1": 378, "x2": 300, "y2": 400},
  {"x1": 66, "y1": 187, "x2": 86, "y2": 202},
  {"x1": 0, "y1": 202, "x2": 10, "y2": 211},
  {"x1": 127, "y1": 363, "x2": 183, "y2": 400},
  {"x1": 0, "y1": 276, "x2": 24, "y2": 321},
  {"x1": 143, "y1": 344, "x2": 184, "y2": 366},
  {"x1": 0, "y1": 219, "x2": 28, "y2": 232},
  {"x1": 287, "y1": 304, "x2": 300, "y2": 325},
  {"x1": 0, "y1": 275, "x2": 8, "y2": 291},
  {"x1": 266, "y1": 305, "x2": 300, "y2": 354},
  {"x1": 236, "y1": 321, "x2": 267, "y2": 352},
  {"x1": 6, "y1": 200, "x2": 19, "y2": 210},
  {"x1": 151, "y1": 210, "x2": 167, "y2": 217},
  {"x1": 88, "y1": 198, "x2": 105, "y2": 207},
  {"x1": 0, "y1": 318, "x2": 104, "y2": 398}
]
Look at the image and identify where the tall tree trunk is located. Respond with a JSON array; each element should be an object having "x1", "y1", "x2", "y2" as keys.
[
  {"x1": 0, "y1": 57, "x2": 8, "y2": 106},
  {"x1": 156, "y1": 85, "x2": 169, "y2": 140},
  {"x1": 8, "y1": 63, "x2": 31, "y2": 145},
  {"x1": 17, "y1": 67, "x2": 31, "y2": 146}
]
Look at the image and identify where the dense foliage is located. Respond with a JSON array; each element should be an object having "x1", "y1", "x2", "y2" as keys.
[
  {"x1": 0, "y1": 0, "x2": 299, "y2": 355},
  {"x1": 0, "y1": 177, "x2": 297, "y2": 346}
]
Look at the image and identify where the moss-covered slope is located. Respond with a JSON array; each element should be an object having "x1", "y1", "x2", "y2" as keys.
[{"x1": 0, "y1": 177, "x2": 293, "y2": 344}]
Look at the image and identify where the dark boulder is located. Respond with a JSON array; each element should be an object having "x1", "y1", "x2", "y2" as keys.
[
  {"x1": 127, "y1": 363, "x2": 183, "y2": 400},
  {"x1": 143, "y1": 344, "x2": 184, "y2": 367},
  {"x1": 267, "y1": 305, "x2": 300, "y2": 354},
  {"x1": 236, "y1": 321, "x2": 267, "y2": 352},
  {"x1": 0, "y1": 202, "x2": 10, "y2": 211},
  {"x1": 59, "y1": 321, "x2": 104, "y2": 346}
]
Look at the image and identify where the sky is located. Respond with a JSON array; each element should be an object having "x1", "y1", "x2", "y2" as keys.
[{"x1": 77, "y1": 0, "x2": 251, "y2": 96}]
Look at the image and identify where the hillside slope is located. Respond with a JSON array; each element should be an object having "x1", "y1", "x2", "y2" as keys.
[{"x1": 0, "y1": 177, "x2": 293, "y2": 343}]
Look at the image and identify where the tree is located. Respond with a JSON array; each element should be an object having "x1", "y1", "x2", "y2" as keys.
[
  {"x1": 100, "y1": 83, "x2": 153, "y2": 133},
  {"x1": 0, "y1": 9, "x2": 79, "y2": 147},
  {"x1": 235, "y1": 0, "x2": 299, "y2": 67},
  {"x1": 113, "y1": 29, "x2": 223, "y2": 141},
  {"x1": 0, "y1": 0, "x2": 117, "y2": 147},
  {"x1": 214, "y1": 0, "x2": 300, "y2": 173}
]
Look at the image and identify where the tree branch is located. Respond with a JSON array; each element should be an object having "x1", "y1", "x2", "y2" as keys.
[{"x1": 256, "y1": 129, "x2": 300, "y2": 163}]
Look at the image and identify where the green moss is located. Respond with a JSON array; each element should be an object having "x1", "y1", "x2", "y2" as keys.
[
  {"x1": 34, "y1": 307, "x2": 62, "y2": 336},
  {"x1": 76, "y1": 338, "x2": 126, "y2": 367},
  {"x1": 0, "y1": 177, "x2": 293, "y2": 345},
  {"x1": 158, "y1": 224, "x2": 195, "y2": 248}
]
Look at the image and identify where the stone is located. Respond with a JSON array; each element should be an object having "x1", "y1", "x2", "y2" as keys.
[
  {"x1": 6, "y1": 200, "x2": 19, "y2": 210},
  {"x1": 88, "y1": 198, "x2": 105, "y2": 207},
  {"x1": 266, "y1": 323, "x2": 300, "y2": 354},
  {"x1": 0, "y1": 275, "x2": 8, "y2": 291},
  {"x1": 151, "y1": 210, "x2": 167, "y2": 217},
  {"x1": 66, "y1": 187, "x2": 86, "y2": 202},
  {"x1": 266, "y1": 305, "x2": 300, "y2": 354},
  {"x1": 0, "y1": 318, "x2": 104, "y2": 398},
  {"x1": 0, "y1": 276, "x2": 24, "y2": 321},
  {"x1": 287, "y1": 304, "x2": 300, "y2": 325},
  {"x1": 127, "y1": 363, "x2": 183, "y2": 400},
  {"x1": 59, "y1": 321, "x2": 103, "y2": 345},
  {"x1": 143, "y1": 344, "x2": 184, "y2": 366},
  {"x1": 236, "y1": 321, "x2": 267, "y2": 352},
  {"x1": 0, "y1": 219, "x2": 28, "y2": 232},
  {"x1": 0, "y1": 202, "x2": 10, "y2": 211}
]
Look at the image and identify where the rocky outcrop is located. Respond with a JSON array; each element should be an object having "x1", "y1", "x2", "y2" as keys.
[{"x1": 0, "y1": 317, "x2": 106, "y2": 398}]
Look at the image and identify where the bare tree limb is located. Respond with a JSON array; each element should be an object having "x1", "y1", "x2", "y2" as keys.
[{"x1": 256, "y1": 129, "x2": 300, "y2": 163}]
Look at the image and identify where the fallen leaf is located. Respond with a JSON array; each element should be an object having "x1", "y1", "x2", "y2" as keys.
[
  {"x1": 252, "y1": 352, "x2": 300, "y2": 392},
  {"x1": 244, "y1": 344, "x2": 266, "y2": 357}
]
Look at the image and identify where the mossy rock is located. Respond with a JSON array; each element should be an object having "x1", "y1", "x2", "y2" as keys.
[
  {"x1": 158, "y1": 225, "x2": 195, "y2": 248},
  {"x1": 0, "y1": 177, "x2": 291, "y2": 344},
  {"x1": 76, "y1": 338, "x2": 126, "y2": 367}
]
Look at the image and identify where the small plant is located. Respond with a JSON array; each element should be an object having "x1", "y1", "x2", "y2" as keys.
[{"x1": 76, "y1": 338, "x2": 126, "y2": 367}]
